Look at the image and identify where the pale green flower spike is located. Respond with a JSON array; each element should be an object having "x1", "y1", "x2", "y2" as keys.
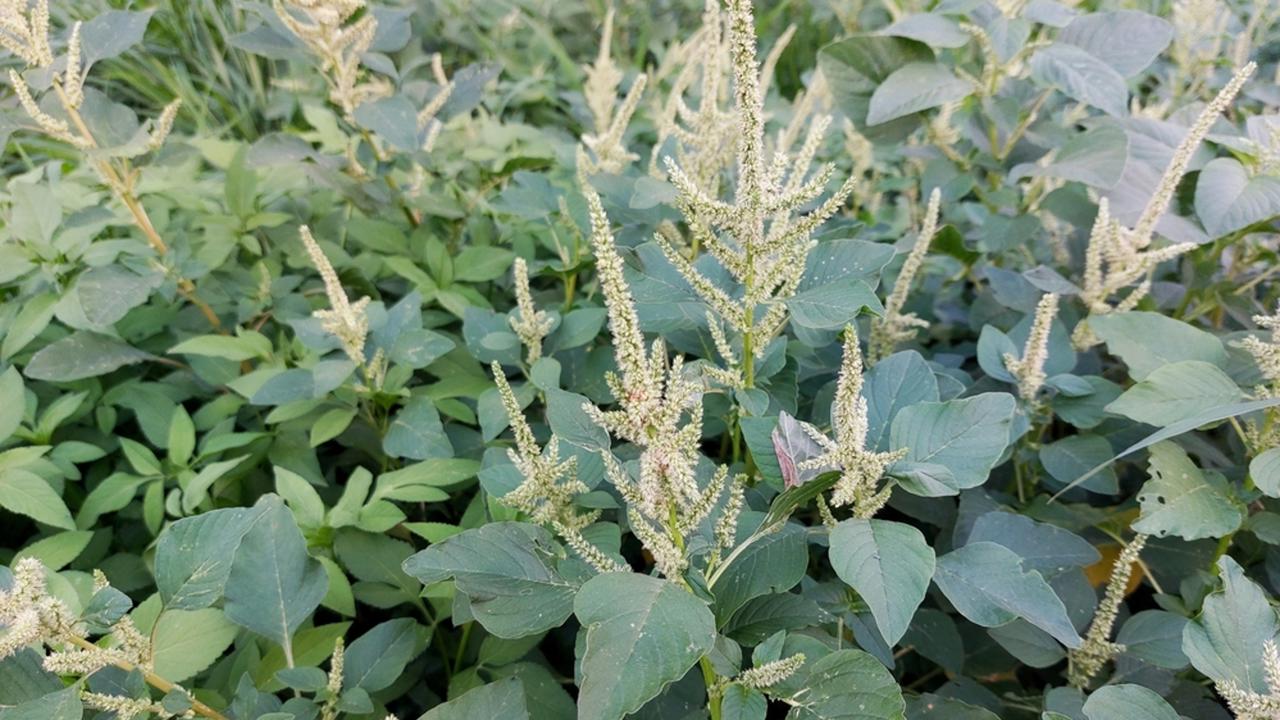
[
  {"x1": 736, "y1": 653, "x2": 806, "y2": 690},
  {"x1": 319, "y1": 637, "x2": 344, "y2": 720},
  {"x1": 797, "y1": 325, "x2": 907, "y2": 517},
  {"x1": 274, "y1": 0, "x2": 386, "y2": 119},
  {"x1": 654, "y1": 0, "x2": 855, "y2": 388},
  {"x1": 1067, "y1": 533, "x2": 1148, "y2": 688},
  {"x1": 508, "y1": 257, "x2": 555, "y2": 364},
  {"x1": 1074, "y1": 62, "x2": 1256, "y2": 349},
  {"x1": 581, "y1": 7, "x2": 648, "y2": 174},
  {"x1": 869, "y1": 187, "x2": 942, "y2": 364},
  {"x1": 299, "y1": 225, "x2": 372, "y2": 369},
  {"x1": 0, "y1": 0, "x2": 53, "y2": 67},
  {"x1": 1004, "y1": 293, "x2": 1059, "y2": 404}
]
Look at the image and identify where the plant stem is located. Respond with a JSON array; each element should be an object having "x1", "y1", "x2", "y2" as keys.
[{"x1": 66, "y1": 636, "x2": 230, "y2": 720}]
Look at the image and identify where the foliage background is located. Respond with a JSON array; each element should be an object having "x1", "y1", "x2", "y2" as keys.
[{"x1": 0, "y1": 0, "x2": 1279, "y2": 719}]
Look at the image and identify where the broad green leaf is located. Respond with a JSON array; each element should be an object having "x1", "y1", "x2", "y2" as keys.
[
  {"x1": 0, "y1": 686, "x2": 82, "y2": 720},
  {"x1": 14, "y1": 530, "x2": 93, "y2": 571},
  {"x1": 353, "y1": 94, "x2": 422, "y2": 151},
  {"x1": 787, "y1": 280, "x2": 882, "y2": 330},
  {"x1": 342, "y1": 618, "x2": 422, "y2": 692},
  {"x1": 1183, "y1": 556, "x2": 1280, "y2": 694},
  {"x1": 784, "y1": 649, "x2": 906, "y2": 720},
  {"x1": 1057, "y1": 11, "x2": 1172, "y2": 76},
  {"x1": 866, "y1": 62, "x2": 973, "y2": 125},
  {"x1": 182, "y1": 455, "x2": 249, "y2": 513},
  {"x1": 169, "y1": 333, "x2": 271, "y2": 361},
  {"x1": 818, "y1": 34, "x2": 932, "y2": 132},
  {"x1": 150, "y1": 607, "x2": 240, "y2": 682},
  {"x1": 712, "y1": 522, "x2": 808, "y2": 621},
  {"x1": 574, "y1": 572, "x2": 717, "y2": 720},
  {"x1": 81, "y1": 9, "x2": 156, "y2": 66},
  {"x1": 1029, "y1": 43, "x2": 1128, "y2": 116},
  {"x1": 890, "y1": 393, "x2": 1016, "y2": 490},
  {"x1": 906, "y1": 694, "x2": 999, "y2": 719},
  {"x1": 383, "y1": 397, "x2": 453, "y2": 460},
  {"x1": 968, "y1": 511, "x2": 1100, "y2": 576},
  {"x1": 0, "y1": 469, "x2": 75, "y2": 530},
  {"x1": 863, "y1": 350, "x2": 938, "y2": 452},
  {"x1": 1106, "y1": 361, "x2": 1243, "y2": 427},
  {"x1": 155, "y1": 505, "x2": 260, "y2": 609},
  {"x1": 402, "y1": 522, "x2": 576, "y2": 638},
  {"x1": 419, "y1": 677, "x2": 530, "y2": 720},
  {"x1": 1040, "y1": 435, "x2": 1118, "y2": 494},
  {"x1": 24, "y1": 331, "x2": 154, "y2": 382},
  {"x1": 933, "y1": 542, "x2": 1082, "y2": 648},
  {"x1": 1194, "y1": 157, "x2": 1280, "y2": 237},
  {"x1": 76, "y1": 265, "x2": 160, "y2": 327},
  {"x1": 1081, "y1": 684, "x2": 1178, "y2": 720},
  {"x1": 829, "y1": 519, "x2": 935, "y2": 646},
  {"x1": 224, "y1": 496, "x2": 328, "y2": 653},
  {"x1": 1088, "y1": 312, "x2": 1226, "y2": 380},
  {"x1": 1132, "y1": 442, "x2": 1243, "y2": 541},
  {"x1": 1250, "y1": 447, "x2": 1280, "y2": 497},
  {"x1": 1115, "y1": 611, "x2": 1189, "y2": 669},
  {"x1": 1054, "y1": 396, "x2": 1280, "y2": 497},
  {"x1": 1015, "y1": 126, "x2": 1129, "y2": 189},
  {"x1": 882, "y1": 14, "x2": 969, "y2": 48}
]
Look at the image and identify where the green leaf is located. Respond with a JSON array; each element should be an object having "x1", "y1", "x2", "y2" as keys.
[
  {"x1": 1057, "y1": 11, "x2": 1172, "y2": 77},
  {"x1": 353, "y1": 94, "x2": 422, "y2": 151},
  {"x1": 1250, "y1": 447, "x2": 1280, "y2": 498},
  {"x1": 383, "y1": 397, "x2": 454, "y2": 460},
  {"x1": 76, "y1": 265, "x2": 160, "y2": 326},
  {"x1": 787, "y1": 280, "x2": 882, "y2": 330},
  {"x1": 866, "y1": 62, "x2": 973, "y2": 125},
  {"x1": 342, "y1": 618, "x2": 422, "y2": 692},
  {"x1": 933, "y1": 541, "x2": 1082, "y2": 648},
  {"x1": 574, "y1": 572, "x2": 717, "y2": 720},
  {"x1": 1088, "y1": 312, "x2": 1226, "y2": 380},
  {"x1": 1132, "y1": 442, "x2": 1243, "y2": 541},
  {"x1": 818, "y1": 34, "x2": 932, "y2": 132},
  {"x1": 0, "y1": 367, "x2": 24, "y2": 443},
  {"x1": 182, "y1": 455, "x2": 250, "y2": 513},
  {"x1": 829, "y1": 519, "x2": 935, "y2": 646},
  {"x1": 167, "y1": 405, "x2": 196, "y2": 467},
  {"x1": 890, "y1": 393, "x2": 1016, "y2": 490},
  {"x1": 14, "y1": 530, "x2": 93, "y2": 571},
  {"x1": 155, "y1": 505, "x2": 260, "y2": 609},
  {"x1": 967, "y1": 511, "x2": 1100, "y2": 576},
  {"x1": 402, "y1": 522, "x2": 576, "y2": 638},
  {"x1": 169, "y1": 333, "x2": 270, "y2": 361},
  {"x1": 1194, "y1": 157, "x2": 1280, "y2": 237},
  {"x1": 80, "y1": 9, "x2": 156, "y2": 66},
  {"x1": 24, "y1": 331, "x2": 154, "y2": 382},
  {"x1": 784, "y1": 649, "x2": 906, "y2": 719},
  {"x1": 150, "y1": 607, "x2": 240, "y2": 682},
  {"x1": 455, "y1": 247, "x2": 515, "y2": 282},
  {"x1": 1029, "y1": 43, "x2": 1128, "y2": 116},
  {"x1": 863, "y1": 350, "x2": 939, "y2": 452},
  {"x1": 1081, "y1": 684, "x2": 1178, "y2": 720},
  {"x1": 0, "y1": 686, "x2": 82, "y2": 720},
  {"x1": 224, "y1": 496, "x2": 328, "y2": 653},
  {"x1": 1015, "y1": 126, "x2": 1128, "y2": 189},
  {"x1": 1040, "y1": 435, "x2": 1118, "y2": 494},
  {"x1": 1054, "y1": 396, "x2": 1280, "y2": 497},
  {"x1": 712, "y1": 522, "x2": 808, "y2": 621},
  {"x1": 1183, "y1": 556, "x2": 1280, "y2": 694},
  {"x1": 1106, "y1": 361, "x2": 1243, "y2": 427},
  {"x1": 419, "y1": 677, "x2": 530, "y2": 720},
  {"x1": 0, "y1": 469, "x2": 75, "y2": 530}
]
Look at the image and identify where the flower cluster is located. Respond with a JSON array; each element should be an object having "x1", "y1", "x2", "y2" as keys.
[
  {"x1": 582, "y1": 185, "x2": 744, "y2": 578},
  {"x1": 655, "y1": 0, "x2": 854, "y2": 385},
  {"x1": 795, "y1": 326, "x2": 906, "y2": 517},
  {"x1": 490, "y1": 362, "x2": 625, "y2": 574},
  {"x1": 735, "y1": 653, "x2": 806, "y2": 690},
  {"x1": 274, "y1": 0, "x2": 386, "y2": 119},
  {"x1": 508, "y1": 258, "x2": 555, "y2": 363},
  {"x1": 869, "y1": 188, "x2": 942, "y2": 363},
  {"x1": 1004, "y1": 293, "x2": 1059, "y2": 405},
  {"x1": 1067, "y1": 533, "x2": 1148, "y2": 688},
  {"x1": 299, "y1": 225, "x2": 373, "y2": 371},
  {"x1": 1074, "y1": 62, "x2": 1255, "y2": 349},
  {"x1": 579, "y1": 8, "x2": 647, "y2": 175}
]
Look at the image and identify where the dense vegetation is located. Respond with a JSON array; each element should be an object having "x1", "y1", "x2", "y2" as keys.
[{"x1": 1, "y1": 0, "x2": 1280, "y2": 718}]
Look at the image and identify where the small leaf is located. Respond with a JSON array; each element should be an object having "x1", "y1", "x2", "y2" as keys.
[
  {"x1": 1029, "y1": 43, "x2": 1128, "y2": 117},
  {"x1": 1081, "y1": 684, "x2": 1178, "y2": 720},
  {"x1": 0, "y1": 469, "x2": 75, "y2": 530},
  {"x1": 1106, "y1": 360, "x2": 1243, "y2": 427}
]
